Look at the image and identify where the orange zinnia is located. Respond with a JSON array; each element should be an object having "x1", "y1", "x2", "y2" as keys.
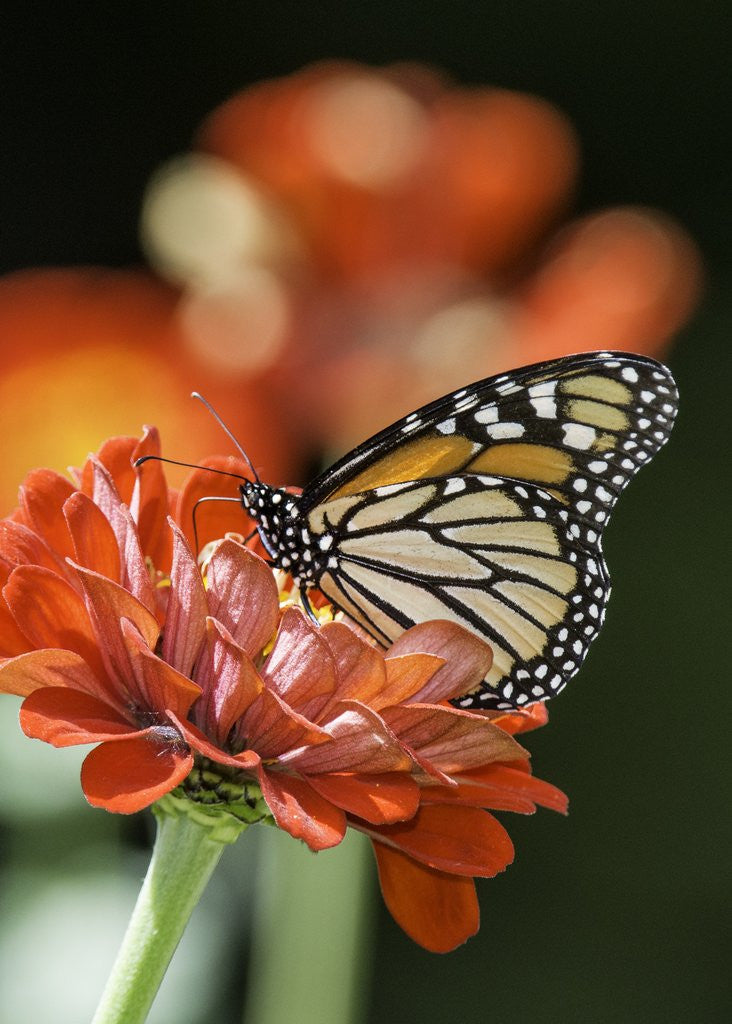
[{"x1": 0, "y1": 431, "x2": 566, "y2": 951}]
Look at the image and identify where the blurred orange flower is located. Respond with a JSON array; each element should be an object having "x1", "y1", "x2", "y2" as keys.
[
  {"x1": 0, "y1": 431, "x2": 566, "y2": 952},
  {"x1": 0, "y1": 62, "x2": 702, "y2": 514},
  {"x1": 137, "y1": 60, "x2": 701, "y2": 454}
]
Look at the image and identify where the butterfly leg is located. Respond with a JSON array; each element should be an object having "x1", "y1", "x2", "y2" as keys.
[{"x1": 300, "y1": 587, "x2": 319, "y2": 625}]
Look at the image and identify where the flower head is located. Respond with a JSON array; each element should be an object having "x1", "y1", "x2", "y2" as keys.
[{"x1": 0, "y1": 431, "x2": 566, "y2": 951}]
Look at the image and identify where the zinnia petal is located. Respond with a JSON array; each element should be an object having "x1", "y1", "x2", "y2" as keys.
[
  {"x1": 17, "y1": 469, "x2": 76, "y2": 560},
  {"x1": 363, "y1": 803, "x2": 514, "y2": 877},
  {"x1": 63, "y1": 491, "x2": 122, "y2": 581},
  {"x1": 260, "y1": 607, "x2": 336, "y2": 719},
  {"x1": 162, "y1": 521, "x2": 208, "y2": 676},
  {"x1": 4, "y1": 564, "x2": 106, "y2": 679},
  {"x1": 20, "y1": 687, "x2": 140, "y2": 745},
  {"x1": 0, "y1": 649, "x2": 108, "y2": 701},
  {"x1": 372, "y1": 842, "x2": 479, "y2": 953},
  {"x1": 386, "y1": 620, "x2": 494, "y2": 703},
  {"x1": 256, "y1": 766, "x2": 347, "y2": 851},
  {"x1": 205, "y1": 541, "x2": 279, "y2": 657},
  {"x1": 81, "y1": 735, "x2": 193, "y2": 813},
  {"x1": 382, "y1": 703, "x2": 527, "y2": 773},
  {"x1": 308, "y1": 771, "x2": 419, "y2": 825}
]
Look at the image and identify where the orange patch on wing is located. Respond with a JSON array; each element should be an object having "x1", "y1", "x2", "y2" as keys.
[
  {"x1": 467, "y1": 443, "x2": 573, "y2": 485},
  {"x1": 330, "y1": 434, "x2": 475, "y2": 498}
]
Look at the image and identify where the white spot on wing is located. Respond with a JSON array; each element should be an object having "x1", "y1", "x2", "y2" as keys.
[{"x1": 562, "y1": 423, "x2": 597, "y2": 450}]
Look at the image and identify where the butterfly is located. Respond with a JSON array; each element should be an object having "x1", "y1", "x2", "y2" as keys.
[{"x1": 238, "y1": 351, "x2": 678, "y2": 710}]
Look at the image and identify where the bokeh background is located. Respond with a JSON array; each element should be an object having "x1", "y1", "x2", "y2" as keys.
[{"x1": 1, "y1": 3, "x2": 730, "y2": 1022}]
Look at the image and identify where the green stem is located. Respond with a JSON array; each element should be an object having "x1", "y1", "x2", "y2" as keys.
[{"x1": 91, "y1": 798, "x2": 245, "y2": 1024}]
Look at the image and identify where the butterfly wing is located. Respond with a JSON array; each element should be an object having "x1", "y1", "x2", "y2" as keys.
[{"x1": 299, "y1": 351, "x2": 677, "y2": 707}]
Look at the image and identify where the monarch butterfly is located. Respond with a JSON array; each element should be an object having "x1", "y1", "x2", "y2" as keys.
[{"x1": 235, "y1": 351, "x2": 677, "y2": 710}]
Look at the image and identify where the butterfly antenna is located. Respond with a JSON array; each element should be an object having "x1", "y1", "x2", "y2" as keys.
[
  {"x1": 191, "y1": 392, "x2": 261, "y2": 483},
  {"x1": 190, "y1": 494, "x2": 243, "y2": 555},
  {"x1": 134, "y1": 454, "x2": 253, "y2": 484}
]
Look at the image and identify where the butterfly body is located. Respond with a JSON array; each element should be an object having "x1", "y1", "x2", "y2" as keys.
[{"x1": 240, "y1": 351, "x2": 677, "y2": 710}]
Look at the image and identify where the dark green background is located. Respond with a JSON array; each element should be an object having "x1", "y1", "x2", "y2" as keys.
[{"x1": 2, "y1": 3, "x2": 730, "y2": 1022}]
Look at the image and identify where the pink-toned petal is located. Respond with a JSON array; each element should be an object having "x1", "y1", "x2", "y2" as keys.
[
  {"x1": 205, "y1": 541, "x2": 279, "y2": 658},
  {"x1": 63, "y1": 492, "x2": 121, "y2": 581},
  {"x1": 0, "y1": 519, "x2": 71, "y2": 578},
  {"x1": 309, "y1": 772, "x2": 419, "y2": 825},
  {"x1": 17, "y1": 469, "x2": 76, "y2": 559},
  {"x1": 73, "y1": 563, "x2": 160, "y2": 684},
  {"x1": 280, "y1": 700, "x2": 411, "y2": 775},
  {"x1": 457, "y1": 763, "x2": 568, "y2": 814},
  {"x1": 261, "y1": 607, "x2": 336, "y2": 720},
  {"x1": 382, "y1": 703, "x2": 527, "y2": 773},
  {"x1": 81, "y1": 735, "x2": 193, "y2": 813},
  {"x1": 0, "y1": 649, "x2": 107, "y2": 700},
  {"x1": 86, "y1": 459, "x2": 157, "y2": 614},
  {"x1": 372, "y1": 843, "x2": 479, "y2": 953},
  {"x1": 20, "y1": 687, "x2": 138, "y2": 745},
  {"x1": 387, "y1": 621, "x2": 494, "y2": 703},
  {"x1": 238, "y1": 684, "x2": 329, "y2": 759},
  {"x1": 4, "y1": 565, "x2": 107, "y2": 679},
  {"x1": 257, "y1": 765, "x2": 347, "y2": 851},
  {"x1": 374, "y1": 653, "x2": 446, "y2": 710},
  {"x1": 363, "y1": 804, "x2": 514, "y2": 877},
  {"x1": 162, "y1": 521, "x2": 208, "y2": 676},
  {"x1": 193, "y1": 618, "x2": 263, "y2": 745},
  {"x1": 120, "y1": 618, "x2": 201, "y2": 717},
  {"x1": 319, "y1": 620, "x2": 386, "y2": 709},
  {"x1": 167, "y1": 711, "x2": 261, "y2": 771}
]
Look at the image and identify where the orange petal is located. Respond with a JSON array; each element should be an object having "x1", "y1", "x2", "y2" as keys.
[
  {"x1": 130, "y1": 426, "x2": 173, "y2": 571},
  {"x1": 17, "y1": 469, "x2": 76, "y2": 560},
  {"x1": 81, "y1": 735, "x2": 193, "y2": 813},
  {"x1": 491, "y1": 702, "x2": 549, "y2": 734},
  {"x1": 319, "y1": 620, "x2": 386, "y2": 708},
  {"x1": 387, "y1": 621, "x2": 493, "y2": 703},
  {"x1": 82, "y1": 436, "x2": 139, "y2": 507},
  {"x1": 20, "y1": 687, "x2": 136, "y2": 745},
  {"x1": 373, "y1": 842, "x2": 479, "y2": 953},
  {"x1": 458, "y1": 763, "x2": 568, "y2": 814},
  {"x1": 308, "y1": 772, "x2": 419, "y2": 825},
  {"x1": 376, "y1": 653, "x2": 445, "y2": 710},
  {"x1": 364, "y1": 803, "x2": 514, "y2": 877},
  {"x1": 4, "y1": 564, "x2": 106, "y2": 679},
  {"x1": 63, "y1": 491, "x2": 121, "y2": 581},
  {"x1": 0, "y1": 519, "x2": 71, "y2": 578},
  {"x1": 0, "y1": 598, "x2": 33, "y2": 657},
  {"x1": 382, "y1": 703, "x2": 526, "y2": 773},
  {"x1": 206, "y1": 541, "x2": 279, "y2": 658},
  {"x1": 0, "y1": 648, "x2": 107, "y2": 700},
  {"x1": 257, "y1": 766, "x2": 347, "y2": 851}
]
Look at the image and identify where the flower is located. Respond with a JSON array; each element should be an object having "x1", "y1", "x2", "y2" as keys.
[
  {"x1": 142, "y1": 60, "x2": 702, "y2": 453},
  {"x1": 0, "y1": 431, "x2": 566, "y2": 952}
]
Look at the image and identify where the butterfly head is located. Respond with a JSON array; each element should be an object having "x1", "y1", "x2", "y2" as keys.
[{"x1": 240, "y1": 481, "x2": 322, "y2": 585}]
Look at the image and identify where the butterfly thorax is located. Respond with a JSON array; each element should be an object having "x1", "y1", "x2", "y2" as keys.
[{"x1": 239, "y1": 481, "x2": 325, "y2": 587}]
